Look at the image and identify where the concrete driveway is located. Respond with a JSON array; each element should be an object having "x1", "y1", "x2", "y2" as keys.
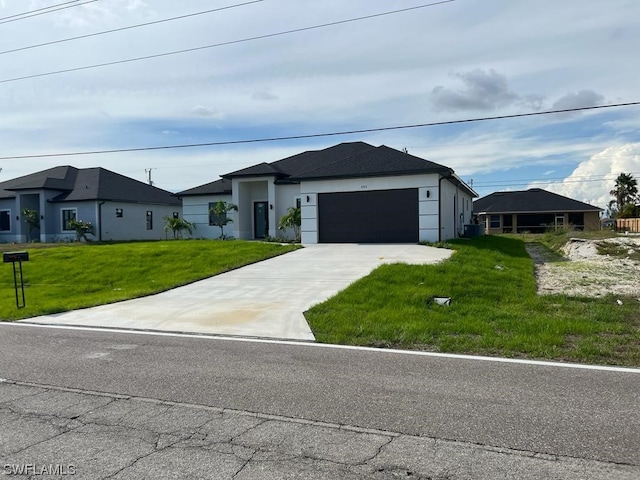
[{"x1": 21, "y1": 244, "x2": 452, "y2": 341}]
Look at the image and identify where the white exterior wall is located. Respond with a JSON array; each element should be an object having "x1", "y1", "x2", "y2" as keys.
[
  {"x1": 99, "y1": 202, "x2": 181, "y2": 241},
  {"x1": 231, "y1": 177, "x2": 277, "y2": 239},
  {"x1": 182, "y1": 194, "x2": 234, "y2": 239},
  {"x1": 439, "y1": 178, "x2": 475, "y2": 240},
  {"x1": 300, "y1": 174, "x2": 441, "y2": 244},
  {"x1": 274, "y1": 183, "x2": 301, "y2": 240}
]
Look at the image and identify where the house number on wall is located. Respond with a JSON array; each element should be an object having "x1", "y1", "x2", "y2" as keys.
[{"x1": 361, "y1": 185, "x2": 368, "y2": 189}]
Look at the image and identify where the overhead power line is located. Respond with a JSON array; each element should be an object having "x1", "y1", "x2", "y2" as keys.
[
  {"x1": 0, "y1": 0, "x2": 264, "y2": 56},
  {"x1": 0, "y1": 101, "x2": 637, "y2": 161},
  {"x1": 0, "y1": 0, "x2": 83, "y2": 21},
  {"x1": 475, "y1": 176, "x2": 638, "y2": 189},
  {"x1": 0, "y1": 0, "x2": 97, "y2": 25},
  {"x1": 0, "y1": 0, "x2": 454, "y2": 84}
]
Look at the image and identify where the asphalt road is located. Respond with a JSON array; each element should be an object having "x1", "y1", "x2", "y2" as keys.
[{"x1": 1, "y1": 323, "x2": 639, "y2": 470}]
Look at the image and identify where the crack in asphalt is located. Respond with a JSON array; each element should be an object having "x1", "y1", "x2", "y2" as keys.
[{"x1": 1, "y1": 379, "x2": 638, "y2": 479}]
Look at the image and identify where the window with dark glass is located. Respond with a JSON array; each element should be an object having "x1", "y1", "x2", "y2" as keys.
[
  {"x1": 146, "y1": 211, "x2": 153, "y2": 230},
  {"x1": 62, "y1": 209, "x2": 76, "y2": 231},
  {"x1": 115, "y1": 208, "x2": 123, "y2": 218},
  {"x1": 0, "y1": 210, "x2": 10, "y2": 231}
]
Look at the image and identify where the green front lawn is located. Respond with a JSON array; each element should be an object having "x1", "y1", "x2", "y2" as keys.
[
  {"x1": 0, "y1": 240, "x2": 299, "y2": 320},
  {"x1": 306, "y1": 236, "x2": 640, "y2": 366}
]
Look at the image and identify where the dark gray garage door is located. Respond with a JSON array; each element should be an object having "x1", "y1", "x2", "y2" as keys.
[{"x1": 318, "y1": 188, "x2": 418, "y2": 243}]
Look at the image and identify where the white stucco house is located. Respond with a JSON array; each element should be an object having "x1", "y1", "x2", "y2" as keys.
[
  {"x1": 178, "y1": 142, "x2": 477, "y2": 243},
  {"x1": 0, "y1": 166, "x2": 182, "y2": 242},
  {"x1": 176, "y1": 178, "x2": 234, "y2": 239}
]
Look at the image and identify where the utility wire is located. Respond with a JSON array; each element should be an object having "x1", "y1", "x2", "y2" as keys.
[
  {"x1": 476, "y1": 177, "x2": 635, "y2": 188},
  {"x1": 473, "y1": 171, "x2": 640, "y2": 186},
  {"x1": 0, "y1": 101, "x2": 637, "y2": 161},
  {"x1": 0, "y1": 0, "x2": 264, "y2": 56},
  {"x1": 0, "y1": 0, "x2": 97, "y2": 25},
  {"x1": 0, "y1": 0, "x2": 454, "y2": 84},
  {"x1": 0, "y1": 0, "x2": 83, "y2": 21}
]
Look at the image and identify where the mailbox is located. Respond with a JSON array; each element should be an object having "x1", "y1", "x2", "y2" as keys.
[{"x1": 3, "y1": 251, "x2": 29, "y2": 263}]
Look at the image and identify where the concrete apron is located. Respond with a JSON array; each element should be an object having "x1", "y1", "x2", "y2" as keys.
[{"x1": 21, "y1": 244, "x2": 452, "y2": 341}]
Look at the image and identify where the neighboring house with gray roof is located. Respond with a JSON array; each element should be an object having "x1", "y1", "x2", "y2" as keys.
[
  {"x1": 473, "y1": 188, "x2": 602, "y2": 234},
  {"x1": 0, "y1": 166, "x2": 181, "y2": 242},
  {"x1": 178, "y1": 142, "x2": 477, "y2": 243}
]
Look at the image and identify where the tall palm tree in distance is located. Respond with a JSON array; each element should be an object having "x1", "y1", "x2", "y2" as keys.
[{"x1": 609, "y1": 172, "x2": 639, "y2": 218}]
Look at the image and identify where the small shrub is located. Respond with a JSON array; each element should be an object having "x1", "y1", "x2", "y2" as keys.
[{"x1": 67, "y1": 218, "x2": 94, "y2": 242}]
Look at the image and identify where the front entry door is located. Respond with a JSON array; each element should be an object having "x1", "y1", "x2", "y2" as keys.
[{"x1": 254, "y1": 201, "x2": 269, "y2": 239}]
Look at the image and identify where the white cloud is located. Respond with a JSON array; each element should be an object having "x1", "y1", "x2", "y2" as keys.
[{"x1": 535, "y1": 143, "x2": 640, "y2": 209}]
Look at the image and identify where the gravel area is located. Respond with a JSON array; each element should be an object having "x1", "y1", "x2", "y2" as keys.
[{"x1": 526, "y1": 237, "x2": 640, "y2": 299}]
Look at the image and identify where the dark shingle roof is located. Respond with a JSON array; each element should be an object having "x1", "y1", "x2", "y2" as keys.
[
  {"x1": 0, "y1": 166, "x2": 78, "y2": 198},
  {"x1": 184, "y1": 142, "x2": 473, "y2": 196},
  {"x1": 177, "y1": 178, "x2": 232, "y2": 196},
  {"x1": 0, "y1": 166, "x2": 180, "y2": 206},
  {"x1": 223, "y1": 142, "x2": 452, "y2": 180},
  {"x1": 289, "y1": 145, "x2": 452, "y2": 180},
  {"x1": 473, "y1": 189, "x2": 602, "y2": 214},
  {"x1": 221, "y1": 162, "x2": 283, "y2": 178}
]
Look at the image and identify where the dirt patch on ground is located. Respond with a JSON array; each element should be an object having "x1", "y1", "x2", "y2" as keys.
[{"x1": 526, "y1": 236, "x2": 640, "y2": 299}]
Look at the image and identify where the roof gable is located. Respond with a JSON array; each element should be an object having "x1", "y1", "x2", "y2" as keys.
[
  {"x1": 0, "y1": 166, "x2": 78, "y2": 198},
  {"x1": 473, "y1": 189, "x2": 602, "y2": 213},
  {"x1": 177, "y1": 178, "x2": 232, "y2": 196},
  {"x1": 222, "y1": 162, "x2": 283, "y2": 178}
]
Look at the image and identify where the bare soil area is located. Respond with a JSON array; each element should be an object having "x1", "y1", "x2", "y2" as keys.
[{"x1": 526, "y1": 236, "x2": 640, "y2": 299}]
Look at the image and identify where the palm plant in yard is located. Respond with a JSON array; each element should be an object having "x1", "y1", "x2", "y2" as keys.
[
  {"x1": 163, "y1": 216, "x2": 196, "y2": 239},
  {"x1": 278, "y1": 207, "x2": 301, "y2": 242},
  {"x1": 210, "y1": 201, "x2": 238, "y2": 239}
]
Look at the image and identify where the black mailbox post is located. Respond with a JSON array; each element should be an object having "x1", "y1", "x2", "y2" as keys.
[{"x1": 4, "y1": 251, "x2": 29, "y2": 308}]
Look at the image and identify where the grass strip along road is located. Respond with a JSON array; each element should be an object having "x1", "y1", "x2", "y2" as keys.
[
  {"x1": 1, "y1": 236, "x2": 638, "y2": 366},
  {"x1": 306, "y1": 236, "x2": 640, "y2": 367}
]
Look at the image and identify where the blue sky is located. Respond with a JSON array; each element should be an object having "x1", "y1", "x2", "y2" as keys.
[{"x1": 1, "y1": 0, "x2": 639, "y2": 209}]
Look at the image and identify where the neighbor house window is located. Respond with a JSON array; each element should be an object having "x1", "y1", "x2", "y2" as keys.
[
  {"x1": 115, "y1": 208, "x2": 123, "y2": 218},
  {"x1": 489, "y1": 215, "x2": 500, "y2": 228},
  {"x1": 0, "y1": 210, "x2": 10, "y2": 231},
  {"x1": 173, "y1": 212, "x2": 179, "y2": 219},
  {"x1": 146, "y1": 211, "x2": 153, "y2": 230},
  {"x1": 61, "y1": 208, "x2": 76, "y2": 231},
  {"x1": 295, "y1": 198, "x2": 301, "y2": 209}
]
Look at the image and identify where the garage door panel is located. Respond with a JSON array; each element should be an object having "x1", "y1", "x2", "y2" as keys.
[{"x1": 318, "y1": 189, "x2": 418, "y2": 243}]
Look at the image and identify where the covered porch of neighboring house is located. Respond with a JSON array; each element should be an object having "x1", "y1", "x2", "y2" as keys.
[
  {"x1": 230, "y1": 178, "x2": 277, "y2": 240},
  {"x1": 13, "y1": 192, "x2": 46, "y2": 243},
  {"x1": 481, "y1": 211, "x2": 596, "y2": 234}
]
